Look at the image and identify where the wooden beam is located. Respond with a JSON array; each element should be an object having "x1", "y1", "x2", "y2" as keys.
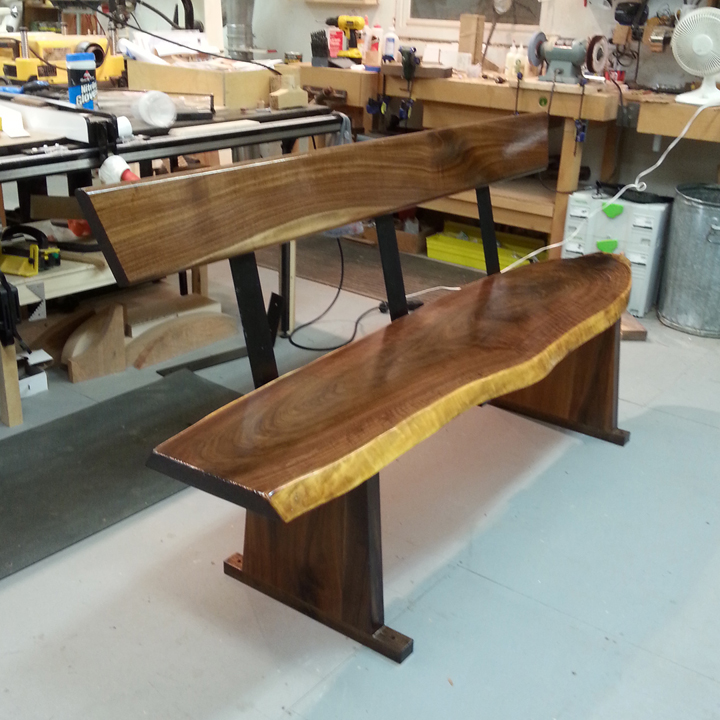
[
  {"x1": 0, "y1": 343, "x2": 22, "y2": 427},
  {"x1": 226, "y1": 476, "x2": 413, "y2": 663},
  {"x1": 548, "y1": 117, "x2": 584, "y2": 259},
  {"x1": 77, "y1": 114, "x2": 549, "y2": 285},
  {"x1": 149, "y1": 254, "x2": 631, "y2": 523}
]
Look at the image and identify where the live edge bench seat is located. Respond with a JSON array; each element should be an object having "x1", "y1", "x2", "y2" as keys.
[{"x1": 149, "y1": 253, "x2": 631, "y2": 524}]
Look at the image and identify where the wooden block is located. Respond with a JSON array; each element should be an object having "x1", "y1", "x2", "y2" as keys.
[
  {"x1": 381, "y1": 62, "x2": 453, "y2": 79},
  {"x1": 621, "y1": 312, "x2": 647, "y2": 341},
  {"x1": 191, "y1": 265, "x2": 209, "y2": 296},
  {"x1": 62, "y1": 304, "x2": 126, "y2": 383},
  {"x1": 459, "y1": 14, "x2": 485, "y2": 65},
  {"x1": 269, "y1": 87, "x2": 309, "y2": 110},
  {"x1": 124, "y1": 293, "x2": 222, "y2": 338},
  {"x1": 0, "y1": 342, "x2": 22, "y2": 427},
  {"x1": 127, "y1": 60, "x2": 272, "y2": 109},
  {"x1": 125, "y1": 312, "x2": 238, "y2": 369},
  {"x1": 23, "y1": 307, "x2": 95, "y2": 363}
]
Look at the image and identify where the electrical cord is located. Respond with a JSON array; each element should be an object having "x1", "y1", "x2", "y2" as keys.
[
  {"x1": 288, "y1": 238, "x2": 373, "y2": 352},
  {"x1": 536, "y1": 171, "x2": 575, "y2": 194},
  {"x1": 288, "y1": 241, "x2": 455, "y2": 352},
  {"x1": 502, "y1": 100, "x2": 720, "y2": 274},
  {"x1": 72, "y1": 0, "x2": 282, "y2": 74},
  {"x1": 406, "y1": 285, "x2": 460, "y2": 298}
]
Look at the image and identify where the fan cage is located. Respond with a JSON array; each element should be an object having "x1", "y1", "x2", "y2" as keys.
[{"x1": 672, "y1": 8, "x2": 720, "y2": 76}]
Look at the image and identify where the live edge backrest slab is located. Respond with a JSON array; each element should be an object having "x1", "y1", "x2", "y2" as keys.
[{"x1": 77, "y1": 113, "x2": 548, "y2": 286}]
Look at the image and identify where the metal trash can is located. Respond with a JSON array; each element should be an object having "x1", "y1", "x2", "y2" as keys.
[{"x1": 658, "y1": 184, "x2": 720, "y2": 337}]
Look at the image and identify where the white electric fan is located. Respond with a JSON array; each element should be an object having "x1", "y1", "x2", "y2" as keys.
[{"x1": 671, "y1": 7, "x2": 720, "y2": 106}]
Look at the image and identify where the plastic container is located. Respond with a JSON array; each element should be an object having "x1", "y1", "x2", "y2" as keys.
[
  {"x1": 358, "y1": 16, "x2": 370, "y2": 57},
  {"x1": 132, "y1": 90, "x2": 177, "y2": 128},
  {"x1": 364, "y1": 24, "x2": 383, "y2": 67},
  {"x1": 66, "y1": 52, "x2": 97, "y2": 109},
  {"x1": 426, "y1": 221, "x2": 546, "y2": 273},
  {"x1": 383, "y1": 25, "x2": 399, "y2": 61},
  {"x1": 328, "y1": 29, "x2": 344, "y2": 58},
  {"x1": 658, "y1": 184, "x2": 720, "y2": 336},
  {"x1": 504, "y1": 41, "x2": 518, "y2": 80}
]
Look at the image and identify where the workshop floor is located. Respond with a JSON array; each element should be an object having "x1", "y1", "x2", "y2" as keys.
[{"x1": 1, "y1": 262, "x2": 720, "y2": 720}]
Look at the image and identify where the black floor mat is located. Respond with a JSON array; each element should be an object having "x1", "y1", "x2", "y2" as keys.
[{"x1": 0, "y1": 371, "x2": 239, "y2": 581}]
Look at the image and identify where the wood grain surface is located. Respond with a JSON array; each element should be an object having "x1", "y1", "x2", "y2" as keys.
[
  {"x1": 62, "y1": 304, "x2": 126, "y2": 383},
  {"x1": 77, "y1": 114, "x2": 548, "y2": 285},
  {"x1": 150, "y1": 254, "x2": 631, "y2": 523},
  {"x1": 495, "y1": 322, "x2": 629, "y2": 446},
  {"x1": 0, "y1": 343, "x2": 22, "y2": 427},
  {"x1": 125, "y1": 312, "x2": 238, "y2": 369}
]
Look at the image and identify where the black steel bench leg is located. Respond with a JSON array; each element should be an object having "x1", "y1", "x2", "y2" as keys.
[
  {"x1": 229, "y1": 252, "x2": 279, "y2": 389},
  {"x1": 476, "y1": 185, "x2": 501, "y2": 276},
  {"x1": 375, "y1": 214, "x2": 409, "y2": 322}
]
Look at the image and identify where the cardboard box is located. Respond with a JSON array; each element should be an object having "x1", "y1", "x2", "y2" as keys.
[
  {"x1": 458, "y1": 14, "x2": 485, "y2": 65},
  {"x1": 127, "y1": 60, "x2": 273, "y2": 109}
]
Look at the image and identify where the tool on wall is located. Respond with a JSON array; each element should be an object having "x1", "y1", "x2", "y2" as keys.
[
  {"x1": 399, "y1": 46, "x2": 419, "y2": 93},
  {"x1": 310, "y1": 28, "x2": 329, "y2": 67},
  {"x1": 574, "y1": 77, "x2": 588, "y2": 155},
  {"x1": 527, "y1": 33, "x2": 608, "y2": 84},
  {"x1": 325, "y1": 16, "x2": 365, "y2": 62}
]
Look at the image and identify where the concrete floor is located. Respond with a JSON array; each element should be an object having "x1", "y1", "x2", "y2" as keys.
[{"x1": 1, "y1": 261, "x2": 719, "y2": 719}]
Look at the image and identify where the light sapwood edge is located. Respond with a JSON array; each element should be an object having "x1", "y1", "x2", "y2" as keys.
[{"x1": 267, "y1": 258, "x2": 631, "y2": 523}]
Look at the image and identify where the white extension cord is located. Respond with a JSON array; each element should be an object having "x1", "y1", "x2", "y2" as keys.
[{"x1": 501, "y1": 99, "x2": 720, "y2": 274}]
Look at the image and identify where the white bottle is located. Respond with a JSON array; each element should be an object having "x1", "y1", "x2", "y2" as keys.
[
  {"x1": 514, "y1": 45, "x2": 525, "y2": 77},
  {"x1": 358, "y1": 15, "x2": 369, "y2": 58},
  {"x1": 365, "y1": 24, "x2": 383, "y2": 67},
  {"x1": 505, "y1": 41, "x2": 517, "y2": 80},
  {"x1": 383, "y1": 25, "x2": 399, "y2": 62}
]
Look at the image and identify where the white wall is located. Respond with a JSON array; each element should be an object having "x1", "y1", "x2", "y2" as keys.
[{"x1": 253, "y1": 2, "x2": 395, "y2": 61}]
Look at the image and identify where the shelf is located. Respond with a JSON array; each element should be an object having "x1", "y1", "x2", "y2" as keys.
[{"x1": 420, "y1": 178, "x2": 557, "y2": 235}]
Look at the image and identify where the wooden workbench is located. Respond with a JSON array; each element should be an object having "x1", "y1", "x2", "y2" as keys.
[
  {"x1": 631, "y1": 91, "x2": 720, "y2": 142},
  {"x1": 384, "y1": 75, "x2": 620, "y2": 256}
]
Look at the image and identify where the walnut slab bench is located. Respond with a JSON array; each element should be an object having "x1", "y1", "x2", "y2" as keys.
[{"x1": 77, "y1": 113, "x2": 631, "y2": 663}]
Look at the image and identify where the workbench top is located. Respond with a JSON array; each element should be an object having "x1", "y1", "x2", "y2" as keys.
[
  {"x1": 384, "y1": 75, "x2": 620, "y2": 122},
  {"x1": 625, "y1": 90, "x2": 720, "y2": 142}
]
